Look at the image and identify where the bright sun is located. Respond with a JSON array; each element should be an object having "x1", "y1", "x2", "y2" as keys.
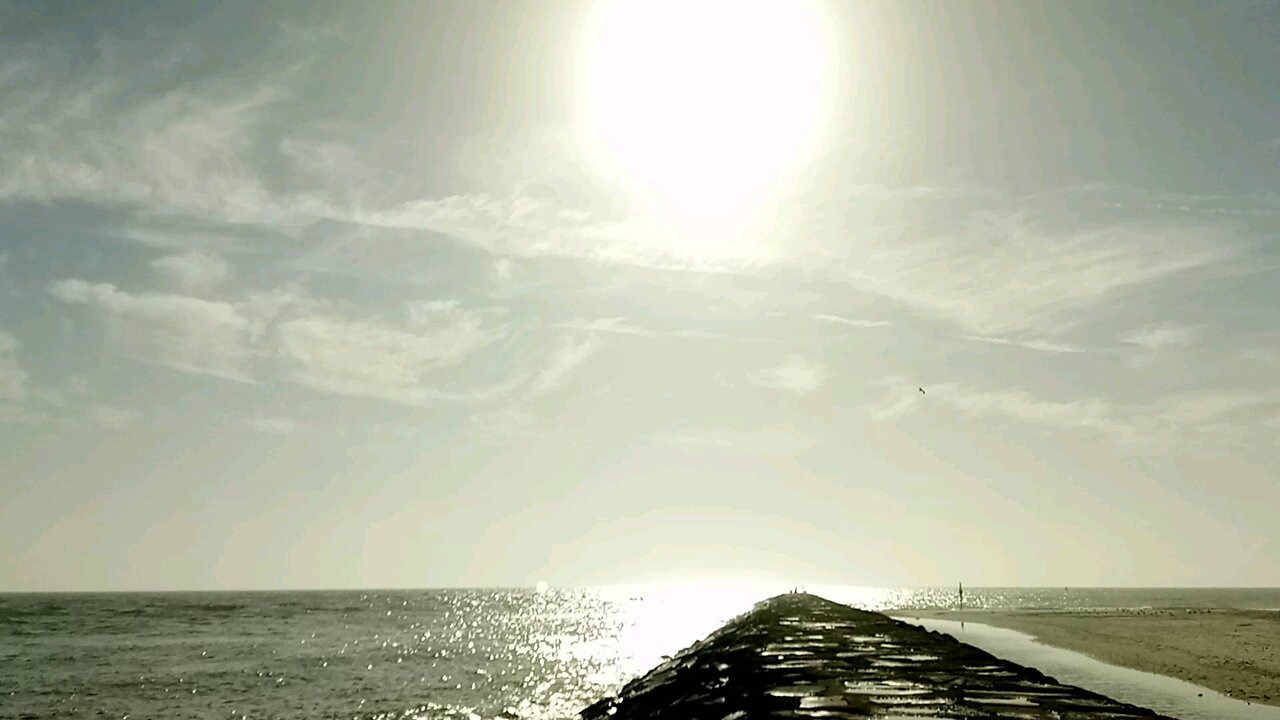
[{"x1": 580, "y1": 0, "x2": 831, "y2": 221}]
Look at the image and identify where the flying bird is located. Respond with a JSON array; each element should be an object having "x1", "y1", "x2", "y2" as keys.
[{"x1": 918, "y1": 387, "x2": 926, "y2": 395}]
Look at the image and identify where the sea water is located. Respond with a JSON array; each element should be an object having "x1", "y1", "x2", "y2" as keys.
[{"x1": 3, "y1": 586, "x2": 1279, "y2": 720}]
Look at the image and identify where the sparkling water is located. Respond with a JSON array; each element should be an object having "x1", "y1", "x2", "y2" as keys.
[{"x1": 4, "y1": 586, "x2": 1279, "y2": 719}]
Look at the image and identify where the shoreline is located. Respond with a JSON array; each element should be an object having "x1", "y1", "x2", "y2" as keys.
[{"x1": 899, "y1": 608, "x2": 1280, "y2": 707}]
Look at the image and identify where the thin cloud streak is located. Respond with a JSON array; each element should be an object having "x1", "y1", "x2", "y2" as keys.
[
  {"x1": 3, "y1": 41, "x2": 1259, "y2": 346},
  {"x1": 151, "y1": 251, "x2": 233, "y2": 295},
  {"x1": 874, "y1": 378, "x2": 1280, "y2": 450},
  {"x1": 45, "y1": 278, "x2": 590, "y2": 407},
  {"x1": 87, "y1": 405, "x2": 141, "y2": 430},
  {"x1": 1123, "y1": 323, "x2": 1199, "y2": 352},
  {"x1": 0, "y1": 330, "x2": 28, "y2": 403},
  {"x1": 749, "y1": 354, "x2": 827, "y2": 395},
  {"x1": 527, "y1": 335, "x2": 601, "y2": 398},
  {"x1": 811, "y1": 314, "x2": 891, "y2": 329},
  {"x1": 346, "y1": 194, "x2": 773, "y2": 273},
  {"x1": 661, "y1": 423, "x2": 820, "y2": 456},
  {"x1": 848, "y1": 218, "x2": 1233, "y2": 335},
  {"x1": 49, "y1": 280, "x2": 260, "y2": 384},
  {"x1": 557, "y1": 317, "x2": 728, "y2": 341},
  {"x1": 964, "y1": 335, "x2": 1086, "y2": 353},
  {"x1": 245, "y1": 417, "x2": 299, "y2": 435},
  {"x1": 277, "y1": 311, "x2": 510, "y2": 404}
]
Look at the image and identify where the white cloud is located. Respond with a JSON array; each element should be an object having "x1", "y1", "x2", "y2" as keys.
[
  {"x1": 811, "y1": 314, "x2": 891, "y2": 329},
  {"x1": 0, "y1": 330, "x2": 40, "y2": 424},
  {"x1": 781, "y1": 194, "x2": 1238, "y2": 334},
  {"x1": 246, "y1": 417, "x2": 299, "y2": 434},
  {"x1": 557, "y1": 316, "x2": 727, "y2": 340},
  {"x1": 872, "y1": 379, "x2": 1134, "y2": 441},
  {"x1": 1123, "y1": 323, "x2": 1199, "y2": 352},
  {"x1": 0, "y1": 46, "x2": 769, "y2": 273},
  {"x1": 955, "y1": 386, "x2": 1127, "y2": 436},
  {"x1": 965, "y1": 335, "x2": 1086, "y2": 353},
  {"x1": 46, "y1": 276, "x2": 598, "y2": 407},
  {"x1": 406, "y1": 299, "x2": 462, "y2": 322},
  {"x1": 0, "y1": 51, "x2": 289, "y2": 224},
  {"x1": 874, "y1": 378, "x2": 1280, "y2": 449},
  {"x1": 349, "y1": 193, "x2": 772, "y2": 272},
  {"x1": 49, "y1": 280, "x2": 258, "y2": 383},
  {"x1": 869, "y1": 383, "x2": 926, "y2": 420},
  {"x1": 0, "y1": 251, "x2": 15, "y2": 297},
  {"x1": 666, "y1": 423, "x2": 820, "y2": 455},
  {"x1": 0, "y1": 330, "x2": 28, "y2": 402},
  {"x1": 89, "y1": 405, "x2": 140, "y2": 429},
  {"x1": 151, "y1": 251, "x2": 232, "y2": 294},
  {"x1": 1020, "y1": 338, "x2": 1087, "y2": 353},
  {"x1": 493, "y1": 258, "x2": 514, "y2": 282},
  {"x1": 0, "y1": 404, "x2": 46, "y2": 425},
  {"x1": 749, "y1": 354, "x2": 826, "y2": 395},
  {"x1": 467, "y1": 404, "x2": 543, "y2": 441},
  {"x1": 277, "y1": 310, "x2": 509, "y2": 404},
  {"x1": 527, "y1": 335, "x2": 601, "y2": 397},
  {"x1": 874, "y1": 218, "x2": 1229, "y2": 334},
  {"x1": 464, "y1": 335, "x2": 604, "y2": 439}
]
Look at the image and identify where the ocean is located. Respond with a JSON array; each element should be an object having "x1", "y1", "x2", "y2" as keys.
[{"x1": 4, "y1": 586, "x2": 1280, "y2": 720}]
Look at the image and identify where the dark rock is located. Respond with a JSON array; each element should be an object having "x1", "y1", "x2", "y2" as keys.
[{"x1": 582, "y1": 592, "x2": 1173, "y2": 719}]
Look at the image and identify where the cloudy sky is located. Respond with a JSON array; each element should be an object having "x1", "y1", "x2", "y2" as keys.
[{"x1": 2, "y1": 0, "x2": 1279, "y2": 591}]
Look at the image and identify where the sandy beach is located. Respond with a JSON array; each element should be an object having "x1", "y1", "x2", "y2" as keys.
[{"x1": 904, "y1": 608, "x2": 1280, "y2": 707}]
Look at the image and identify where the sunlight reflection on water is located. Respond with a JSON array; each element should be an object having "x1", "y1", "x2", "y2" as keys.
[{"x1": 7, "y1": 586, "x2": 1280, "y2": 720}]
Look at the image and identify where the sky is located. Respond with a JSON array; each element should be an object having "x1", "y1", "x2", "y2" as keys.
[{"x1": 2, "y1": 0, "x2": 1279, "y2": 592}]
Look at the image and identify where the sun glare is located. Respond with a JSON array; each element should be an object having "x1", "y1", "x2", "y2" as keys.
[{"x1": 580, "y1": 0, "x2": 832, "y2": 222}]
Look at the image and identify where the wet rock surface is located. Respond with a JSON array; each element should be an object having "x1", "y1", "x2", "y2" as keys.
[{"x1": 581, "y1": 593, "x2": 1174, "y2": 719}]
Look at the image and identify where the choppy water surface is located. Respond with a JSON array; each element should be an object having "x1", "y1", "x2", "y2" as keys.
[
  {"x1": 0, "y1": 587, "x2": 756, "y2": 720},
  {"x1": 4, "y1": 586, "x2": 1279, "y2": 720}
]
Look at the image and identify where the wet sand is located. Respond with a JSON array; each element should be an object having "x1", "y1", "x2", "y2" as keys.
[{"x1": 904, "y1": 608, "x2": 1280, "y2": 707}]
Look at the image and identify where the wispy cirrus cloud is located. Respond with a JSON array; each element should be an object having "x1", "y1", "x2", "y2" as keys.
[
  {"x1": 49, "y1": 280, "x2": 261, "y2": 383},
  {"x1": 245, "y1": 417, "x2": 299, "y2": 435},
  {"x1": 346, "y1": 193, "x2": 772, "y2": 272},
  {"x1": 0, "y1": 48, "x2": 768, "y2": 274},
  {"x1": 841, "y1": 214, "x2": 1233, "y2": 335},
  {"x1": 1122, "y1": 323, "x2": 1199, "y2": 352},
  {"x1": 964, "y1": 335, "x2": 1086, "y2": 353},
  {"x1": 0, "y1": 331, "x2": 46, "y2": 425},
  {"x1": 873, "y1": 377, "x2": 1280, "y2": 450},
  {"x1": 464, "y1": 335, "x2": 603, "y2": 441},
  {"x1": 87, "y1": 405, "x2": 141, "y2": 429},
  {"x1": 1105, "y1": 188, "x2": 1280, "y2": 219},
  {"x1": 2, "y1": 38, "x2": 740, "y2": 279},
  {"x1": 557, "y1": 316, "x2": 728, "y2": 340},
  {"x1": 772, "y1": 180, "x2": 1252, "y2": 336},
  {"x1": 811, "y1": 313, "x2": 891, "y2": 329},
  {"x1": 46, "y1": 274, "x2": 597, "y2": 408},
  {"x1": 749, "y1": 354, "x2": 826, "y2": 395},
  {"x1": 0, "y1": 330, "x2": 28, "y2": 403},
  {"x1": 662, "y1": 422, "x2": 820, "y2": 456},
  {"x1": 0, "y1": 63, "x2": 289, "y2": 225},
  {"x1": 151, "y1": 251, "x2": 233, "y2": 295},
  {"x1": 0, "y1": 251, "x2": 16, "y2": 297},
  {"x1": 277, "y1": 308, "x2": 511, "y2": 404},
  {"x1": 526, "y1": 334, "x2": 601, "y2": 398}
]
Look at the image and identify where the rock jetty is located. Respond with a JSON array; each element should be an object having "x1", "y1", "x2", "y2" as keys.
[{"x1": 582, "y1": 592, "x2": 1173, "y2": 719}]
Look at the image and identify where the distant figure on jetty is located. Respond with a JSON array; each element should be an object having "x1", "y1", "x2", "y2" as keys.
[{"x1": 958, "y1": 581, "x2": 964, "y2": 610}]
